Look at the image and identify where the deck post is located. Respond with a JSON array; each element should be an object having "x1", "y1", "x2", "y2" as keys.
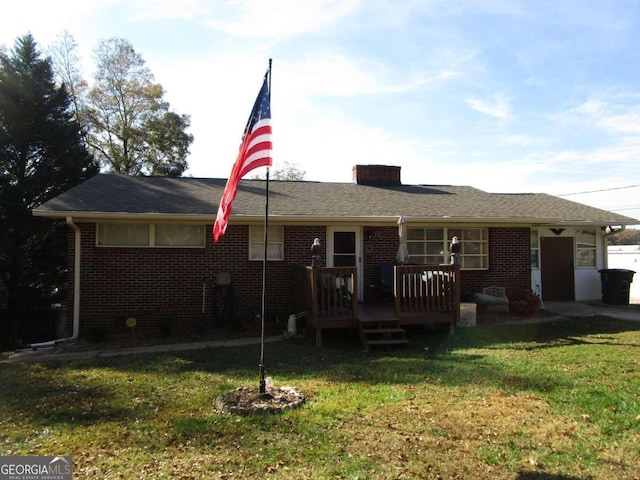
[{"x1": 393, "y1": 264, "x2": 401, "y2": 317}]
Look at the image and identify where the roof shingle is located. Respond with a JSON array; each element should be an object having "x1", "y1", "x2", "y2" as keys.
[{"x1": 33, "y1": 174, "x2": 638, "y2": 226}]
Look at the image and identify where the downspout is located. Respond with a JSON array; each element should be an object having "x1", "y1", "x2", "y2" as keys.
[{"x1": 29, "y1": 216, "x2": 81, "y2": 349}]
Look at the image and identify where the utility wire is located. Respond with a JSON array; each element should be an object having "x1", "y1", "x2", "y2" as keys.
[
  {"x1": 613, "y1": 206, "x2": 640, "y2": 212},
  {"x1": 557, "y1": 184, "x2": 640, "y2": 196}
]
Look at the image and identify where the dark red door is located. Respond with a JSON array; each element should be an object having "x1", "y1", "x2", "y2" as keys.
[{"x1": 540, "y1": 237, "x2": 575, "y2": 301}]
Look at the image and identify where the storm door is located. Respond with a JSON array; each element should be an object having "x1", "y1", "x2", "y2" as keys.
[{"x1": 327, "y1": 227, "x2": 363, "y2": 301}]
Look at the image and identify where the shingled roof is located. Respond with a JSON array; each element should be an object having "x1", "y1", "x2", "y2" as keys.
[{"x1": 33, "y1": 173, "x2": 638, "y2": 226}]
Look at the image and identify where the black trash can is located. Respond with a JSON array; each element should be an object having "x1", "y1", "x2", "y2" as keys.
[{"x1": 598, "y1": 269, "x2": 635, "y2": 305}]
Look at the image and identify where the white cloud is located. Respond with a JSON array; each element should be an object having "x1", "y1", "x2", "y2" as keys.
[
  {"x1": 0, "y1": 0, "x2": 114, "y2": 46},
  {"x1": 276, "y1": 114, "x2": 429, "y2": 182},
  {"x1": 125, "y1": 0, "x2": 212, "y2": 21},
  {"x1": 557, "y1": 97, "x2": 640, "y2": 135},
  {"x1": 598, "y1": 111, "x2": 640, "y2": 134},
  {"x1": 465, "y1": 94, "x2": 513, "y2": 119},
  {"x1": 274, "y1": 54, "x2": 459, "y2": 99},
  {"x1": 1, "y1": 0, "x2": 639, "y2": 225},
  {"x1": 202, "y1": 0, "x2": 360, "y2": 40},
  {"x1": 575, "y1": 99, "x2": 608, "y2": 116}
]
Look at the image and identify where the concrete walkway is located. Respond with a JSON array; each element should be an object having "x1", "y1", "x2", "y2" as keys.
[
  {"x1": 2, "y1": 335, "x2": 285, "y2": 364},
  {"x1": 542, "y1": 300, "x2": 640, "y2": 322},
  {"x1": 3, "y1": 300, "x2": 639, "y2": 364}
]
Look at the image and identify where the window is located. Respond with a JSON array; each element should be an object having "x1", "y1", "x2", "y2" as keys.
[
  {"x1": 530, "y1": 229, "x2": 539, "y2": 268},
  {"x1": 249, "y1": 225, "x2": 284, "y2": 260},
  {"x1": 576, "y1": 229, "x2": 596, "y2": 268},
  {"x1": 98, "y1": 224, "x2": 204, "y2": 247},
  {"x1": 155, "y1": 224, "x2": 204, "y2": 246},
  {"x1": 406, "y1": 227, "x2": 488, "y2": 269},
  {"x1": 332, "y1": 231, "x2": 357, "y2": 267},
  {"x1": 98, "y1": 224, "x2": 149, "y2": 246},
  {"x1": 449, "y1": 228, "x2": 488, "y2": 269},
  {"x1": 407, "y1": 227, "x2": 444, "y2": 264}
]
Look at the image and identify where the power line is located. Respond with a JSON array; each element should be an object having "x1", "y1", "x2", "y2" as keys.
[
  {"x1": 605, "y1": 202, "x2": 640, "y2": 209},
  {"x1": 609, "y1": 206, "x2": 640, "y2": 213},
  {"x1": 557, "y1": 184, "x2": 640, "y2": 197}
]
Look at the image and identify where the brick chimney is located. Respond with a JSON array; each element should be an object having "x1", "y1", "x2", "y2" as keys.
[{"x1": 352, "y1": 165, "x2": 401, "y2": 186}]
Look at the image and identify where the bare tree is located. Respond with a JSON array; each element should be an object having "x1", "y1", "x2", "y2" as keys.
[
  {"x1": 85, "y1": 38, "x2": 192, "y2": 176},
  {"x1": 253, "y1": 160, "x2": 306, "y2": 180},
  {"x1": 47, "y1": 31, "x2": 87, "y2": 126}
]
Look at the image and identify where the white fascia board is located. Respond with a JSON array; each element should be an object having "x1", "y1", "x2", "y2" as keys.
[{"x1": 34, "y1": 210, "x2": 627, "y2": 227}]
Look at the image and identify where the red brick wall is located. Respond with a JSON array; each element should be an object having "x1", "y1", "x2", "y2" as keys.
[
  {"x1": 352, "y1": 165, "x2": 401, "y2": 185},
  {"x1": 67, "y1": 223, "x2": 530, "y2": 336},
  {"x1": 362, "y1": 227, "x2": 398, "y2": 302},
  {"x1": 460, "y1": 227, "x2": 532, "y2": 301},
  {"x1": 360, "y1": 226, "x2": 531, "y2": 303},
  {"x1": 67, "y1": 223, "x2": 326, "y2": 336}
]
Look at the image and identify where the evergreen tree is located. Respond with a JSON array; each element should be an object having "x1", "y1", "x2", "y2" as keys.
[{"x1": 0, "y1": 34, "x2": 97, "y2": 345}]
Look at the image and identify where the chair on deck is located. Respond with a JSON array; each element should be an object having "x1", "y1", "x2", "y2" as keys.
[
  {"x1": 378, "y1": 262, "x2": 396, "y2": 303},
  {"x1": 318, "y1": 271, "x2": 353, "y2": 311}
]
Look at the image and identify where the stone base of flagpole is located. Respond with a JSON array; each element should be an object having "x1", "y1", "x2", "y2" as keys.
[{"x1": 214, "y1": 385, "x2": 305, "y2": 416}]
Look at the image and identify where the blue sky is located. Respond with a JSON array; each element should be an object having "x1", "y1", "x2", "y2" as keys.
[{"x1": 2, "y1": 0, "x2": 639, "y2": 225}]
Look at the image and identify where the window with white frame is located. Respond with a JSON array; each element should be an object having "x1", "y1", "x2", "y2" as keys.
[
  {"x1": 576, "y1": 229, "x2": 596, "y2": 268},
  {"x1": 530, "y1": 229, "x2": 539, "y2": 268},
  {"x1": 249, "y1": 225, "x2": 284, "y2": 260},
  {"x1": 155, "y1": 224, "x2": 204, "y2": 246},
  {"x1": 97, "y1": 224, "x2": 205, "y2": 247},
  {"x1": 407, "y1": 227, "x2": 445, "y2": 264},
  {"x1": 406, "y1": 227, "x2": 488, "y2": 269},
  {"x1": 98, "y1": 224, "x2": 149, "y2": 246}
]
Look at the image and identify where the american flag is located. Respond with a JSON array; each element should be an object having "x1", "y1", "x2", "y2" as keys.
[{"x1": 213, "y1": 75, "x2": 272, "y2": 242}]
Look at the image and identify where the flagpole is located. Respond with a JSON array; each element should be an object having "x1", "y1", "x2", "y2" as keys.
[{"x1": 259, "y1": 58, "x2": 272, "y2": 395}]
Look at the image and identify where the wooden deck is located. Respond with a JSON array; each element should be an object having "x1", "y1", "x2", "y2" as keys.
[
  {"x1": 293, "y1": 264, "x2": 460, "y2": 348},
  {"x1": 358, "y1": 303, "x2": 396, "y2": 322}
]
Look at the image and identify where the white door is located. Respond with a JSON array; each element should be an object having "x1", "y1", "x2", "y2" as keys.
[{"x1": 327, "y1": 227, "x2": 363, "y2": 301}]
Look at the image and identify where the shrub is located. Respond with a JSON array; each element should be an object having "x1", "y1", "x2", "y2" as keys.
[
  {"x1": 159, "y1": 316, "x2": 174, "y2": 338},
  {"x1": 509, "y1": 288, "x2": 541, "y2": 316},
  {"x1": 229, "y1": 315, "x2": 245, "y2": 332},
  {"x1": 85, "y1": 325, "x2": 108, "y2": 343}
]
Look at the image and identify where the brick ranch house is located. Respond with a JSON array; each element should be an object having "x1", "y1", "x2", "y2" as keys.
[{"x1": 33, "y1": 164, "x2": 638, "y2": 341}]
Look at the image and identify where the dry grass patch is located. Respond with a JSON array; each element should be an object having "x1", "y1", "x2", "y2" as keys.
[
  {"x1": 343, "y1": 387, "x2": 597, "y2": 479},
  {"x1": 1, "y1": 317, "x2": 639, "y2": 479}
]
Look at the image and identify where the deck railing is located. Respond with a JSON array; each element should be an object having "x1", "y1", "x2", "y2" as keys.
[
  {"x1": 293, "y1": 265, "x2": 358, "y2": 329},
  {"x1": 293, "y1": 263, "x2": 459, "y2": 344},
  {"x1": 394, "y1": 264, "x2": 460, "y2": 325}
]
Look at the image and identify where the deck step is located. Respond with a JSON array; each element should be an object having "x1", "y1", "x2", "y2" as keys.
[
  {"x1": 366, "y1": 339, "x2": 410, "y2": 346},
  {"x1": 361, "y1": 328, "x2": 406, "y2": 334},
  {"x1": 358, "y1": 317, "x2": 409, "y2": 351},
  {"x1": 359, "y1": 319, "x2": 403, "y2": 326}
]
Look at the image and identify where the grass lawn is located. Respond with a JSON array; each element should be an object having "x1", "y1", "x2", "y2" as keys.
[{"x1": 1, "y1": 317, "x2": 639, "y2": 479}]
